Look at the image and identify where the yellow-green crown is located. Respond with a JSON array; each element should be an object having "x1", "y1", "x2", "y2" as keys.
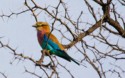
[{"x1": 34, "y1": 22, "x2": 49, "y2": 27}]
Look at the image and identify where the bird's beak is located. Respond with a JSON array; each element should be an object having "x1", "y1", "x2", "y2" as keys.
[{"x1": 32, "y1": 24, "x2": 37, "y2": 28}]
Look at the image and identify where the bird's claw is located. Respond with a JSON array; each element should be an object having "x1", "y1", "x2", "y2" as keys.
[
  {"x1": 45, "y1": 50, "x2": 50, "y2": 56},
  {"x1": 35, "y1": 60, "x2": 43, "y2": 66}
]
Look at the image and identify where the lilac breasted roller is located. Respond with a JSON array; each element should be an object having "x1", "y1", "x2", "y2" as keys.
[{"x1": 33, "y1": 22, "x2": 79, "y2": 65}]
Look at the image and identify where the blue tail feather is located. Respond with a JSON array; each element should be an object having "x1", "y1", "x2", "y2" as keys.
[{"x1": 52, "y1": 49, "x2": 80, "y2": 65}]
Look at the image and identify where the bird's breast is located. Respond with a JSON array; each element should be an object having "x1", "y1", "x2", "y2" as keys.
[{"x1": 37, "y1": 31, "x2": 44, "y2": 44}]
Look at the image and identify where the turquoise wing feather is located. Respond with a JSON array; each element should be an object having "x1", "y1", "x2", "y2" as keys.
[
  {"x1": 41, "y1": 34, "x2": 60, "y2": 50},
  {"x1": 40, "y1": 34, "x2": 79, "y2": 65}
]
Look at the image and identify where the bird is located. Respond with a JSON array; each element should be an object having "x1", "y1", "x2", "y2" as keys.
[{"x1": 33, "y1": 22, "x2": 79, "y2": 65}]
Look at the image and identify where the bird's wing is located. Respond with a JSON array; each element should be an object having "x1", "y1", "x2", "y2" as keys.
[
  {"x1": 45, "y1": 32, "x2": 65, "y2": 50},
  {"x1": 43, "y1": 33, "x2": 80, "y2": 65}
]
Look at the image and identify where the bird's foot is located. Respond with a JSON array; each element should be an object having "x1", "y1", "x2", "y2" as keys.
[
  {"x1": 45, "y1": 50, "x2": 50, "y2": 56},
  {"x1": 36, "y1": 60, "x2": 43, "y2": 66}
]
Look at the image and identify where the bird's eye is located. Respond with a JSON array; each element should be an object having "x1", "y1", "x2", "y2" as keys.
[{"x1": 41, "y1": 24, "x2": 47, "y2": 26}]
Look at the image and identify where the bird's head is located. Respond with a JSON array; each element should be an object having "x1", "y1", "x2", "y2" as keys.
[{"x1": 33, "y1": 22, "x2": 50, "y2": 32}]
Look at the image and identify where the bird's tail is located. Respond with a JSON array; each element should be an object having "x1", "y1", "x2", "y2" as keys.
[
  {"x1": 69, "y1": 56, "x2": 80, "y2": 65},
  {"x1": 52, "y1": 50, "x2": 80, "y2": 65}
]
